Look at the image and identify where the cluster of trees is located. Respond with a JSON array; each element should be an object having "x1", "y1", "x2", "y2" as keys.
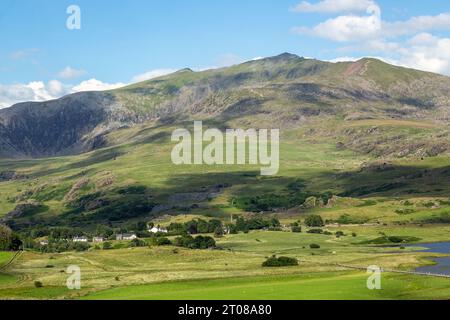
[
  {"x1": 304, "y1": 215, "x2": 324, "y2": 227},
  {"x1": 154, "y1": 235, "x2": 216, "y2": 250},
  {"x1": 233, "y1": 188, "x2": 334, "y2": 213},
  {"x1": 174, "y1": 235, "x2": 216, "y2": 249},
  {"x1": 262, "y1": 255, "x2": 298, "y2": 267},
  {"x1": 167, "y1": 219, "x2": 223, "y2": 236},
  {"x1": 234, "y1": 216, "x2": 281, "y2": 233},
  {"x1": 35, "y1": 240, "x2": 90, "y2": 253},
  {"x1": 0, "y1": 224, "x2": 22, "y2": 251}
]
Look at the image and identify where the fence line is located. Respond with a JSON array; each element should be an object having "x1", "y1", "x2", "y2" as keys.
[{"x1": 0, "y1": 250, "x2": 23, "y2": 271}]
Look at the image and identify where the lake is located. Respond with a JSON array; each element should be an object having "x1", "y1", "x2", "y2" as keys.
[{"x1": 412, "y1": 242, "x2": 450, "y2": 275}]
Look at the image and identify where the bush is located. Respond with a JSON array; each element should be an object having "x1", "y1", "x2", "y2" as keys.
[
  {"x1": 307, "y1": 229, "x2": 323, "y2": 234},
  {"x1": 34, "y1": 281, "x2": 43, "y2": 288},
  {"x1": 102, "y1": 242, "x2": 112, "y2": 250},
  {"x1": 262, "y1": 256, "x2": 299, "y2": 267},
  {"x1": 268, "y1": 227, "x2": 283, "y2": 232},
  {"x1": 72, "y1": 242, "x2": 90, "y2": 252},
  {"x1": 214, "y1": 227, "x2": 224, "y2": 238},
  {"x1": 360, "y1": 236, "x2": 421, "y2": 245},
  {"x1": 336, "y1": 214, "x2": 368, "y2": 225},
  {"x1": 174, "y1": 235, "x2": 215, "y2": 249},
  {"x1": 155, "y1": 237, "x2": 172, "y2": 246},
  {"x1": 310, "y1": 244, "x2": 321, "y2": 249},
  {"x1": 335, "y1": 231, "x2": 345, "y2": 237},
  {"x1": 305, "y1": 215, "x2": 324, "y2": 227},
  {"x1": 291, "y1": 226, "x2": 302, "y2": 233},
  {"x1": 395, "y1": 209, "x2": 415, "y2": 215},
  {"x1": 129, "y1": 238, "x2": 146, "y2": 247}
]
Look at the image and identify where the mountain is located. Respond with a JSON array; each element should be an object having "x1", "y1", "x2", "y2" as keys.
[
  {"x1": 1, "y1": 53, "x2": 449, "y2": 158},
  {"x1": 0, "y1": 53, "x2": 450, "y2": 230}
]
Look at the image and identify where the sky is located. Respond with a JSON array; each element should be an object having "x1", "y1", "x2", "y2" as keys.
[{"x1": 1, "y1": 0, "x2": 450, "y2": 108}]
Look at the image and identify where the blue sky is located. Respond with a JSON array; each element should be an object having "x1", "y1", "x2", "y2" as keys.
[{"x1": 1, "y1": 0, "x2": 450, "y2": 107}]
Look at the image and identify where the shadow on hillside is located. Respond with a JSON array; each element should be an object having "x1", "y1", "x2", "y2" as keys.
[{"x1": 7, "y1": 161, "x2": 450, "y2": 231}]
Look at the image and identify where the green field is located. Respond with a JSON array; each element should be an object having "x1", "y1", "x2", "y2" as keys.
[
  {"x1": 82, "y1": 272, "x2": 450, "y2": 300},
  {"x1": 0, "y1": 115, "x2": 449, "y2": 300},
  {"x1": 0, "y1": 223, "x2": 449, "y2": 300},
  {"x1": 0, "y1": 252, "x2": 14, "y2": 266}
]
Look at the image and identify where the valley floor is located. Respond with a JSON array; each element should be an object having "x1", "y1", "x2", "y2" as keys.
[{"x1": 1, "y1": 224, "x2": 450, "y2": 300}]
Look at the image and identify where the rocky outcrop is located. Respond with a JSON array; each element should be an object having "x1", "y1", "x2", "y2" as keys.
[{"x1": 0, "y1": 53, "x2": 449, "y2": 159}]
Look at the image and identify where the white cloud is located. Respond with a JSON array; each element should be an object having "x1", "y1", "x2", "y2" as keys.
[
  {"x1": 383, "y1": 13, "x2": 450, "y2": 38},
  {"x1": 131, "y1": 69, "x2": 177, "y2": 83},
  {"x1": 327, "y1": 56, "x2": 359, "y2": 62},
  {"x1": 292, "y1": 1, "x2": 450, "y2": 75},
  {"x1": 293, "y1": 3, "x2": 381, "y2": 42},
  {"x1": 9, "y1": 48, "x2": 39, "y2": 60},
  {"x1": 292, "y1": 0, "x2": 376, "y2": 14},
  {"x1": 71, "y1": 79, "x2": 126, "y2": 92},
  {"x1": 0, "y1": 82, "x2": 53, "y2": 109},
  {"x1": 57, "y1": 66, "x2": 87, "y2": 79},
  {"x1": 399, "y1": 34, "x2": 450, "y2": 74},
  {"x1": 0, "y1": 79, "x2": 126, "y2": 109}
]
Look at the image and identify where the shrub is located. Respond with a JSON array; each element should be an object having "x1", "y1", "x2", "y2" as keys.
[
  {"x1": 155, "y1": 237, "x2": 172, "y2": 246},
  {"x1": 305, "y1": 215, "x2": 324, "y2": 227},
  {"x1": 214, "y1": 227, "x2": 224, "y2": 238},
  {"x1": 71, "y1": 242, "x2": 90, "y2": 252},
  {"x1": 310, "y1": 244, "x2": 321, "y2": 249},
  {"x1": 291, "y1": 226, "x2": 302, "y2": 233},
  {"x1": 129, "y1": 238, "x2": 146, "y2": 247},
  {"x1": 395, "y1": 209, "x2": 415, "y2": 215},
  {"x1": 268, "y1": 227, "x2": 283, "y2": 232},
  {"x1": 307, "y1": 229, "x2": 323, "y2": 234},
  {"x1": 174, "y1": 235, "x2": 215, "y2": 249},
  {"x1": 360, "y1": 236, "x2": 421, "y2": 245},
  {"x1": 336, "y1": 214, "x2": 368, "y2": 225},
  {"x1": 102, "y1": 242, "x2": 112, "y2": 250},
  {"x1": 262, "y1": 256, "x2": 299, "y2": 267},
  {"x1": 34, "y1": 281, "x2": 43, "y2": 288},
  {"x1": 335, "y1": 231, "x2": 345, "y2": 237}
]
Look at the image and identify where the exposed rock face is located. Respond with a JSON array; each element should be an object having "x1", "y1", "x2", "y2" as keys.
[
  {"x1": 1, "y1": 201, "x2": 43, "y2": 221},
  {"x1": 0, "y1": 53, "x2": 449, "y2": 158},
  {"x1": 0, "y1": 92, "x2": 112, "y2": 157}
]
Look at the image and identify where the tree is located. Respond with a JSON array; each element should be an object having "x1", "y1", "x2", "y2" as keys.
[
  {"x1": 270, "y1": 218, "x2": 281, "y2": 227},
  {"x1": 9, "y1": 234, "x2": 22, "y2": 251},
  {"x1": 102, "y1": 242, "x2": 112, "y2": 250},
  {"x1": 95, "y1": 225, "x2": 113, "y2": 238},
  {"x1": 305, "y1": 215, "x2": 324, "y2": 227},
  {"x1": 262, "y1": 256, "x2": 298, "y2": 267},
  {"x1": 214, "y1": 226, "x2": 224, "y2": 238},
  {"x1": 0, "y1": 224, "x2": 12, "y2": 251}
]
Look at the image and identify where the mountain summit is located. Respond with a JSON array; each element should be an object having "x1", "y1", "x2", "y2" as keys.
[{"x1": 0, "y1": 53, "x2": 449, "y2": 158}]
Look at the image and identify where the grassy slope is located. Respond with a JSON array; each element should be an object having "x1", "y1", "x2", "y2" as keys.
[
  {"x1": 82, "y1": 272, "x2": 450, "y2": 300},
  {"x1": 1, "y1": 119, "x2": 448, "y2": 228},
  {"x1": 0, "y1": 56, "x2": 449, "y2": 299}
]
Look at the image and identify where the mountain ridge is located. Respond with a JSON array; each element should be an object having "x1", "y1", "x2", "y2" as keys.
[{"x1": 1, "y1": 53, "x2": 449, "y2": 158}]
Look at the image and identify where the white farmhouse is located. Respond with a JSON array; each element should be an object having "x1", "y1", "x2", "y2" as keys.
[
  {"x1": 93, "y1": 237, "x2": 104, "y2": 243},
  {"x1": 73, "y1": 236, "x2": 88, "y2": 243},
  {"x1": 116, "y1": 233, "x2": 137, "y2": 241},
  {"x1": 149, "y1": 226, "x2": 168, "y2": 234}
]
